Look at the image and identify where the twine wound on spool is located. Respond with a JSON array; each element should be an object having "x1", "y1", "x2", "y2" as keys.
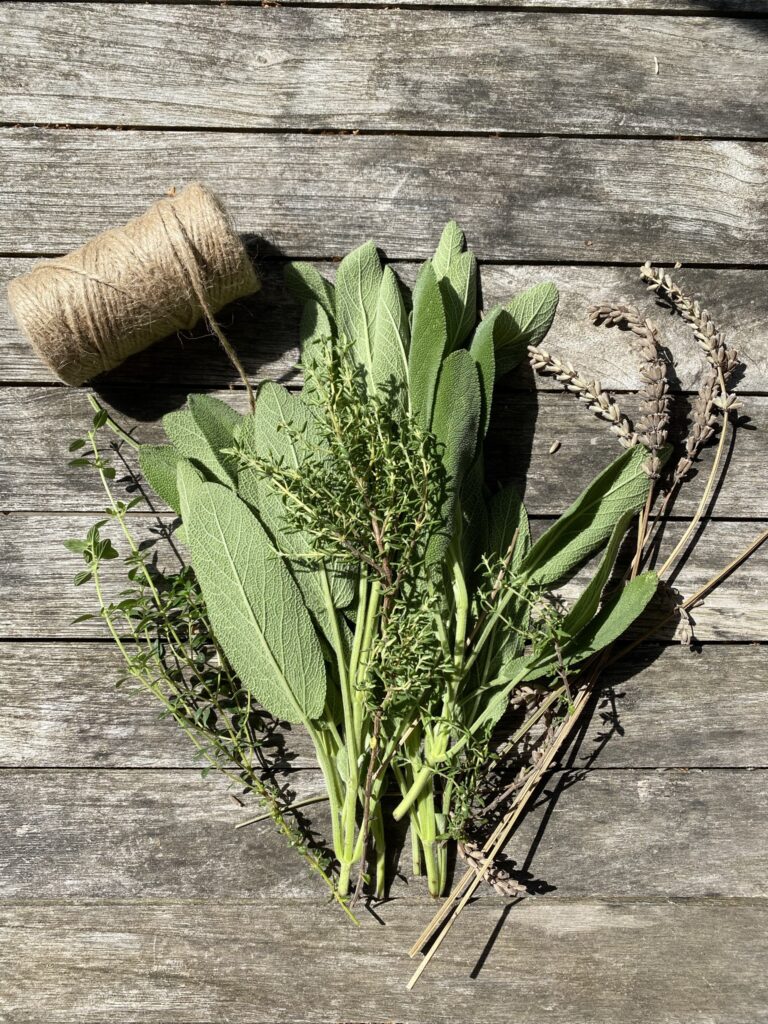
[{"x1": 7, "y1": 182, "x2": 260, "y2": 407}]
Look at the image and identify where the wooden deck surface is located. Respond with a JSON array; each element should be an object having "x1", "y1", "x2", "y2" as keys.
[{"x1": 1, "y1": 3, "x2": 767, "y2": 1022}]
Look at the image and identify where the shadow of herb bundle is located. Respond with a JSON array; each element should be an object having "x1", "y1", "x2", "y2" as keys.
[{"x1": 66, "y1": 228, "x2": 763, "y2": 943}]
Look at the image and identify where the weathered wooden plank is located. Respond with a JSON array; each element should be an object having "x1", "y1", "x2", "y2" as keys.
[
  {"x1": 1, "y1": 767, "x2": 766, "y2": 900},
  {"x1": 4, "y1": 258, "x2": 768, "y2": 392},
  {"x1": 1, "y1": 898, "x2": 765, "y2": 1024},
  {"x1": 2, "y1": 897, "x2": 767, "y2": 1024},
  {"x1": 4, "y1": 642, "x2": 766, "y2": 769},
  {"x1": 3, "y1": 7, "x2": 767, "y2": 137},
  {"x1": 2, "y1": 385, "x2": 764, "y2": 516},
  {"x1": 27, "y1": 0, "x2": 768, "y2": 9},
  {"x1": 2, "y1": 515, "x2": 766, "y2": 641},
  {"x1": 1, "y1": 130, "x2": 766, "y2": 263}
]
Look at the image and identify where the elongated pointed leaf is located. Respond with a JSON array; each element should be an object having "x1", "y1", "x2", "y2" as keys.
[
  {"x1": 427, "y1": 349, "x2": 481, "y2": 566},
  {"x1": 163, "y1": 394, "x2": 242, "y2": 486},
  {"x1": 496, "y1": 282, "x2": 559, "y2": 376},
  {"x1": 139, "y1": 444, "x2": 183, "y2": 514},
  {"x1": 335, "y1": 240, "x2": 383, "y2": 379},
  {"x1": 488, "y1": 484, "x2": 531, "y2": 569},
  {"x1": 567, "y1": 571, "x2": 658, "y2": 661},
  {"x1": 371, "y1": 266, "x2": 409, "y2": 397},
  {"x1": 469, "y1": 308, "x2": 499, "y2": 440},
  {"x1": 561, "y1": 509, "x2": 634, "y2": 637},
  {"x1": 520, "y1": 445, "x2": 653, "y2": 587},
  {"x1": 408, "y1": 262, "x2": 448, "y2": 428},
  {"x1": 284, "y1": 262, "x2": 336, "y2": 322},
  {"x1": 178, "y1": 462, "x2": 326, "y2": 724},
  {"x1": 432, "y1": 223, "x2": 478, "y2": 351},
  {"x1": 431, "y1": 221, "x2": 465, "y2": 280}
]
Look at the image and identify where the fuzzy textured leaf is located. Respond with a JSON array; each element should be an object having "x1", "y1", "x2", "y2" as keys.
[
  {"x1": 138, "y1": 444, "x2": 184, "y2": 515},
  {"x1": 561, "y1": 509, "x2": 634, "y2": 637},
  {"x1": 335, "y1": 240, "x2": 383, "y2": 379},
  {"x1": 495, "y1": 283, "x2": 559, "y2": 376},
  {"x1": 427, "y1": 349, "x2": 482, "y2": 566},
  {"x1": 163, "y1": 394, "x2": 242, "y2": 486},
  {"x1": 520, "y1": 445, "x2": 652, "y2": 588},
  {"x1": 408, "y1": 262, "x2": 449, "y2": 428},
  {"x1": 371, "y1": 265, "x2": 409, "y2": 397},
  {"x1": 178, "y1": 462, "x2": 326, "y2": 724},
  {"x1": 284, "y1": 262, "x2": 336, "y2": 322}
]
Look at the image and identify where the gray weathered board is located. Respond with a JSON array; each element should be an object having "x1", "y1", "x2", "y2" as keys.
[{"x1": 0, "y1": 1, "x2": 766, "y2": 1022}]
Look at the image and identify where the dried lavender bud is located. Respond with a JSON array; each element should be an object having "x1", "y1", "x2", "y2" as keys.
[
  {"x1": 529, "y1": 345, "x2": 636, "y2": 447},
  {"x1": 458, "y1": 841, "x2": 527, "y2": 898},
  {"x1": 639, "y1": 263, "x2": 742, "y2": 484},
  {"x1": 588, "y1": 302, "x2": 670, "y2": 478}
]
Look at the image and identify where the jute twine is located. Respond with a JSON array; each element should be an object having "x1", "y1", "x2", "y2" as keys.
[{"x1": 7, "y1": 182, "x2": 260, "y2": 404}]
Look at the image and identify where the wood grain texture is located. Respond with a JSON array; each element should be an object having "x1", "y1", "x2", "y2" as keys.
[
  {"x1": 2, "y1": 514, "x2": 766, "y2": 641},
  {"x1": 2, "y1": 385, "x2": 764, "y2": 516},
  {"x1": 26, "y1": 0, "x2": 768, "y2": 9},
  {"x1": 4, "y1": 258, "x2": 768, "y2": 391},
  {"x1": 2, "y1": 767, "x2": 766, "y2": 899},
  {"x1": 3, "y1": 6, "x2": 768, "y2": 137},
  {"x1": 1, "y1": 130, "x2": 766, "y2": 262},
  {"x1": 4, "y1": 642, "x2": 767, "y2": 768},
  {"x1": 1, "y1": 898, "x2": 765, "y2": 1024}
]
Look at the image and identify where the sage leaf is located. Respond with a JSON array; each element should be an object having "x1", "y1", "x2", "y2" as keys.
[
  {"x1": 335, "y1": 240, "x2": 383, "y2": 380},
  {"x1": 177, "y1": 461, "x2": 326, "y2": 724},
  {"x1": 495, "y1": 282, "x2": 559, "y2": 376},
  {"x1": 567, "y1": 571, "x2": 658, "y2": 662},
  {"x1": 432, "y1": 223, "x2": 477, "y2": 350},
  {"x1": 371, "y1": 266, "x2": 410, "y2": 398},
  {"x1": 163, "y1": 394, "x2": 242, "y2": 486},
  {"x1": 138, "y1": 444, "x2": 184, "y2": 515},
  {"x1": 468, "y1": 308, "x2": 498, "y2": 440},
  {"x1": 561, "y1": 509, "x2": 634, "y2": 637},
  {"x1": 408, "y1": 261, "x2": 448, "y2": 428},
  {"x1": 488, "y1": 483, "x2": 531, "y2": 569},
  {"x1": 520, "y1": 444, "x2": 652, "y2": 588},
  {"x1": 284, "y1": 262, "x2": 336, "y2": 322},
  {"x1": 427, "y1": 348, "x2": 482, "y2": 566}
]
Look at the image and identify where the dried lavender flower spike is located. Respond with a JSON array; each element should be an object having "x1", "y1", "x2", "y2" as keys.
[
  {"x1": 588, "y1": 302, "x2": 670, "y2": 479},
  {"x1": 528, "y1": 345, "x2": 636, "y2": 447}
]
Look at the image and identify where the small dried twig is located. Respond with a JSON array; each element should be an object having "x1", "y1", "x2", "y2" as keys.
[{"x1": 529, "y1": 345, "x2": 636, "y2": 447}]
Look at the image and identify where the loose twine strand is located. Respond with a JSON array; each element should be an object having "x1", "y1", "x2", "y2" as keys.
[{"x1": 7, "y1": 182, "x2": 259, "y2": 405}]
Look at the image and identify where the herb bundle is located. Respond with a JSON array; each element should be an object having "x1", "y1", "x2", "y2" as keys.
[{"x1": 67, "y1": 227, "x2": 763, "y2": 974}]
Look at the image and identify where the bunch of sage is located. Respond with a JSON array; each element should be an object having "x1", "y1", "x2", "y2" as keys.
[{"x1": 113, "y1": 223, "x2": 661, "y2": 903}]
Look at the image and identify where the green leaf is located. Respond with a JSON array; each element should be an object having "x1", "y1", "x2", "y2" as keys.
[
  {"x1": 237, "y1": 384, "x2": 354, "y2": 611},
  {"x1": 487, "y1": 484, "x2": 531, "y2": 569},
  {"x1": 432, "y1": 223, "x2": 477, "y2": 350},
  {"x1": 73, "y1": 570, "x2": 93, "y2": 586},
  {"x1": 284, "y1": 262, "x2": 336, "y2": 322},
  {"x1": 561, "y1": 509, "x2": 634, "y2": 637},
  {"x1": 484, "y1": 483, "x2": 531, "y2": 664},
  {"x1": 68, "y1": 439, "x2": 85, "y2": 452},
  {"x1": 427, "y1": 349, "x2": 482, "y2": 566},
  {"x1": 335, "y1": 240, "x2": 383, "y2": 380},
  {"x1": 495, "y1": 282, "x2": 559, "y2": 376},
  {"x1": 163, "y1": 396, "x2": 240, "y2": 488},
  {"x1": 371, "y1": 266, "x2": 409, "y2": 397},
  {"x1": 63, "y1": 539, "x2": 88, "y2": 555},
  {"x1": 566, "y1": 571, "x2": 658, "y2": 660},
  {"x1": 519, "y1": 445, "x2": 653, "y2": 588},
  {"x1": 177, "y1": 462, "x2": 326, "y2": 724},
  {"x1": 468, "y1": 309, "x2": 499, "y2": 440},
  {"x1": 408, "y1": 262, "x2": 448, "y2": 428},
  {"x1": 139, "y1": 444, "x2": 184, "y2": 514}
]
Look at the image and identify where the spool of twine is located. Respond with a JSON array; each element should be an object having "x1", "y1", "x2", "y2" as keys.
[{"x1": 7, "y1": 182, "x2": 260, "y2": 401}]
